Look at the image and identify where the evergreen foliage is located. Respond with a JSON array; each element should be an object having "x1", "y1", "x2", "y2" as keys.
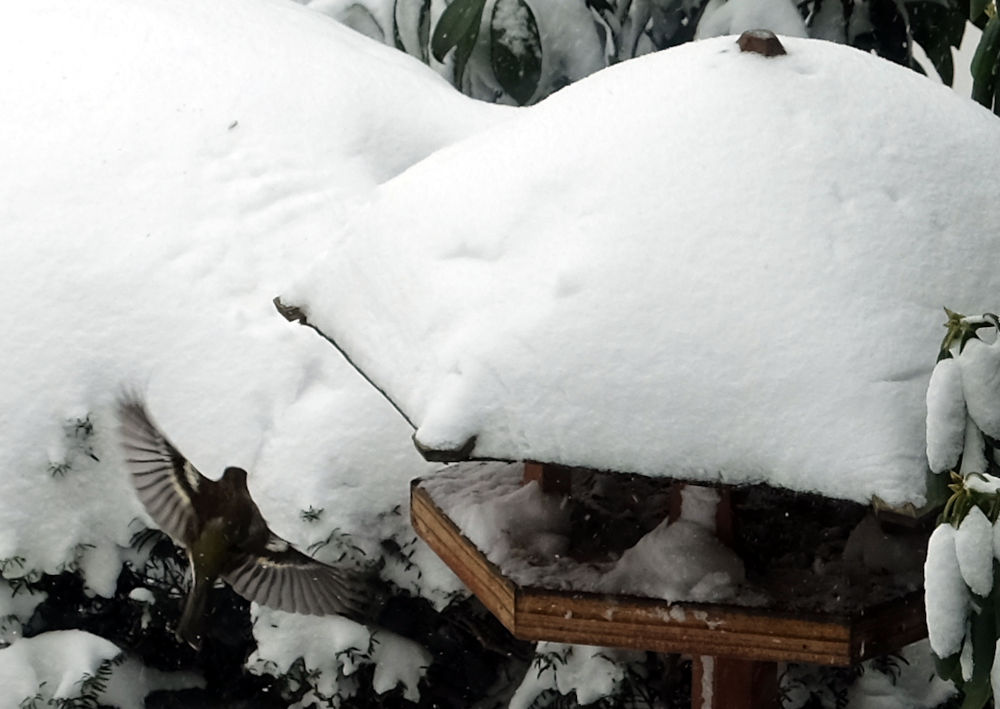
[
  {"x1": 333, "y1": 0, "x2": 981, "y2": 105},
  {"x1": 926, "y1": 310, "x2": 1000, "y2": 708}
]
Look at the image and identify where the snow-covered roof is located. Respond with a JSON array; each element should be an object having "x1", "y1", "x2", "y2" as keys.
[{"x1": 292, "y1": 34, "x2": 1000, "y2": 507}]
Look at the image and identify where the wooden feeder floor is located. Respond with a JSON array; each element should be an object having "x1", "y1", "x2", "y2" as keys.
[{"x1": 411, "y1": 476, "x2": 927, "y2": 667}]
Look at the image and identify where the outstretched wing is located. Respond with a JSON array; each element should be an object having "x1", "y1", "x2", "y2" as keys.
[
  {"x1": 117, "y1": 396, "x2": 204, "y2": 543},
  {"x1": 223, "y1": 534, "x2": 374, "y2": 621}
]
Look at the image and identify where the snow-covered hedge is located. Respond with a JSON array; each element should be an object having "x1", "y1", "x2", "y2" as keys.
[{"x1": 925, "y1": 310, "x2": 1000, "y2": 708}]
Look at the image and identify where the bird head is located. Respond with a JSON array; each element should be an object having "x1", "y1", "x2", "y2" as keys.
[
  {"x1": 221, "y1": 466, "x2": 249, "y2": 489},
  {"x1": 222, "y1": 466, "x2": 247, "y2": 479}
]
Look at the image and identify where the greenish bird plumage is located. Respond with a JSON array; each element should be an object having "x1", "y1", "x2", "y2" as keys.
[{"x1": 117, "y1": 396, "x2": 375, "y2": 649}]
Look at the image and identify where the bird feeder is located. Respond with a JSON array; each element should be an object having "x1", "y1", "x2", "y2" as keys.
[
  {"x1": 276, "y1": 302, "x2": 929, "y2": 707},
  {"x1": 274, "y1": 21, "x2": 1000, "y2": 709},
  {"x1": 282, "y1": 287, "x2": 932, "y2": 707}
]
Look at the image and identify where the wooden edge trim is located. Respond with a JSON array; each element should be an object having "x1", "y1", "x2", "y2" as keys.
[
  {"x1": 411, "y1": 481, "x2": 517, "y2": 628},
  {"x1": 516, "y1": 588, "x2": 853, "y2": 665},
  {"x1": 517, "y1": 588, "x2": 850, "y2": 638},
  {"x1": 515, "y1": 612, "x2": 850, "y2": 665}
]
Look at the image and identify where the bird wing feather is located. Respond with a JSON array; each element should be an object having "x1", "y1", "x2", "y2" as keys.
[
  {"x1": 222, "y1": 533, "x2": 372, "y2": 621},
  {"x1": 118, "y1": 396, "x2": 204, "y2": 543}
]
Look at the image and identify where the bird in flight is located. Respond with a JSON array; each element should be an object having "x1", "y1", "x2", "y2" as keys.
[{"x1": 117, "y1": 396, "x2": 374, "y2": 649}]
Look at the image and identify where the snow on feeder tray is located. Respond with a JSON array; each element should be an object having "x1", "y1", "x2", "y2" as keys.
[{"x1": 276, "y1": 26, "x2": 1000, "y2": 709}]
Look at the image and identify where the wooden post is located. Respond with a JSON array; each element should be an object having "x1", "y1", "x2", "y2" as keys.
[
  {"x1": 523, "y1": 461, "x2": 572, "y2": 494},
  {"x1": 691, "y1": 656, "x2": 779, "y2": 709},
  {"x1": 674, "y1": 485, "x2": 776, "y2": 708}
]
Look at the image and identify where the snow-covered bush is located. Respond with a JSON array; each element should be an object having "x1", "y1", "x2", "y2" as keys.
[
  {"x1": 925, "y1": 309, "x2": 1000, "y2": 708},
  {"x1": 508, "y1": 643, "x2": 682, "y2": 709}
]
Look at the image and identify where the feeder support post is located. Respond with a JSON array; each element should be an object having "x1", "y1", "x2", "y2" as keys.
[
  {"x1": 691, "y1": 656, "x2": 779, "y2": 709},
  {"x1": 523, "y1": 461, "x2": 572, "y2": 494}
]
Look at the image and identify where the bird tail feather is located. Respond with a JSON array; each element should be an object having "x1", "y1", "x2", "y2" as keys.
[{"x1": 176, "y1": 578, "x2": 210, "y2": 650}]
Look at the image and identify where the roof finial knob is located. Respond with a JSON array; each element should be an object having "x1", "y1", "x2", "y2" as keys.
[{"x1": 737, "y1": 29, "x2": 786, "y2": 57}]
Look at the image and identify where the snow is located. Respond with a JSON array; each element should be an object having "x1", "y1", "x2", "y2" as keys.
[
  {"x1": 926, "y1": 357, "x2": 967, "y2": 473},
  {"x1": 0, "y1": 583, "x2": 47, "y2": 646},
  {"x1": 960, "y1": 416, "x2": 990, "y2": 475},
  {"x1": 370, "y1": 630, "x2": 432, "y2": 700},
  {"x1": 426, "y1": 463, "x2": 748, "y2": 603},
  {"x1": 449, "y1": 468, "x2": 571, "y2": 565},
  {"x1": 925, "y1": 524, "x2": 970, "y2": 657},
  {"x1": 599, "y1": 485, "x2": 745, "y2": 603},
  {"x1": 423, "y1": 463, "x2": 587, "y2": 588},
  {"x1": 961, "y1": 632, "x2": 975, "y2": 681},
  {"x1": 966, "y1": 473, "x2": 1000, "y2": 496},
  {"x1": 508, "y1": 642, "x2": 628, "y2": 709},
  {"x1": 0, "y1": 0, "x2": 512, "y2": 700},
  {"x1": 0, "y1": 0, "x2": 990, "y2": 704},
  {"x1": 0, "y1": 0, "x2": 512, "y2": 578},
  {"x1": 695, "y1": 0, "x2": 807, "y2": 39},
  {"x1": 958, "y1": 336, "x2": 1000, "y2": 440},
  {"x1": 936, "y1": 317, "x2": 1000, "y2": 479},
  {"x1": 0, "y1": 629, "x2": 202, "y2": 709},
  {"x1": 600, "y1": 516, "x2": 744, "y2": 602},
  {"x1": 782, "y1": 639, "x2": 956, "y2": 708},
  {"x1": 127, "y1": 587, "x2": 155, "y2": 604},
  {"x1": 248, "y1": 608, "x2": 430, "y2": 702},
  {"x1": 955, "y1": 506, "x2": 994, "y2": 597},
  {"x1": 677, "y1": 484, "x2": 720, "y2": 530},
  {"x1": 698, "y1": 656, "x2": 715, "y2": 709},
  {"x1": 845, "y1": 640, "x2": 957, "y2": 709},
  {"x1": 493, "y1": 0, "x2": 540, "y2": 58},
  {"x1": 100, "y1": 656, "x2": 204, "y2": 709},
  {"x1": 293, "y1": 34, "x2": 1000, "y2": 507},
  {"x1": 953, "y1": 21, "x2": 982, "y2": 97},
  {"x1": 0, "y1": 631, "x2": 119, "y2": 707}
]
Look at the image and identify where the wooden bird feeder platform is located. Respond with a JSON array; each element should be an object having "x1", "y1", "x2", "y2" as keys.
[{"x1": 411, "y1": 462, "x2": 928, "y2": 709}]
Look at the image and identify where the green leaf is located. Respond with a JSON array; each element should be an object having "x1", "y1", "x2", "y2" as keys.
[
  {"x1": 972, "y1": 13, "x2": 1000, "y2": 107},
  {"x1": 393, "y1": 0, "x2": 406, "y2": 52},
  {"x1": 453, "y1": 7, "x2": 486, "y2": 87},
  {"x1": 909, "y1": 1, "x2": 967, "y2": 86},
  {"x1": 418, "y1": 0, "x2": 432, "y2": 63},
  {"x1": 394, "y1": 0, "x2": 432, "y2": 63},
  {"x1": 959, "y1": 575, "x2": 1000, "y2": 708},
  {"x1": 865, "y1": 0, "x2": 911, "y2": 66},
  {"x1": 936, "y1": 650, "x2": 963, "y2": 684},
  {"x1": 490, "y1": 0, "x2": 542, "y2": 105},
  {"x1": 431, "y1": 0, "x2": 488, "y2": 63}
]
